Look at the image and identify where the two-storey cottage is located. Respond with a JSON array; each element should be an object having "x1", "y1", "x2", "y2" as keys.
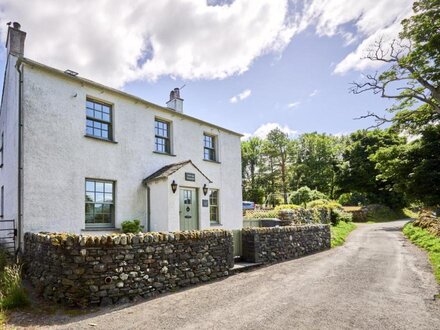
[{"x1": 0, "y1": 23, "x2": 243, "y2": 250}]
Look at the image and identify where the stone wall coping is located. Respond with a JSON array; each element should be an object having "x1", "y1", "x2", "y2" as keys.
[
  {"x1": 24, "y1": 229, "x2": 232, "y2": 247},
  {"x1": 242, "y1": 224, "x2": 329, "y2": 234}
]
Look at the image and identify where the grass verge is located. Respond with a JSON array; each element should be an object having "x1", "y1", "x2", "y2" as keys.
[
  {"x1": 365, "y1": 207, "x2": 406, "y2": 223},
  {"x1": 403, "y1": 222, "x2": 440, "y2": 284},
  {"x1": 331, "y1": 221, "x2": 357, "y2": 248}
]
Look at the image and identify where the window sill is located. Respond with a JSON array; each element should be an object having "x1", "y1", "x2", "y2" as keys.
[
  {"x1": 210, "y1": 222, "x2": 222, "y2": 226},
  {"x1": 153, "y1": 151, "x2": 176, "y2": 157},
  {"x1": 203, "y1": 159, "x2": 221, "y2": 164},
  {"x1": 82, "y1": 227, "x2": 120, "y2": 231},
  {"x1": 84, "y1": 134, "x2": 118, "y2": 144}
]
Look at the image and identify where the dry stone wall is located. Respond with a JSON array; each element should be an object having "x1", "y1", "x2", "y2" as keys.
[
  {"x1": 241, "y1": 225, "x2": 330, "y2": 264},
  {"x1": 24, "y1": 230, "x2": 233, "y2": 307}
]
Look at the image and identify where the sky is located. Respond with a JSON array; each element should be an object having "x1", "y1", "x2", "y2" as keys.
[{"x1": 0, "y1": 0, "x2": 415, "y2": 139}]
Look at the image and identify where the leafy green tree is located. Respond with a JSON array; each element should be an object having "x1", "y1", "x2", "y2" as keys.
[
  {"x1": 241, "y1": 137, "x2": 264, "y2": 202},
  {"x1": 374, "y1": 124, "x2": 440, "y2": 206},
  {"x1": 288, "y1": 186, "x2": 328, "y2": 208},
  {"x1": 290, "y1": 133, "x2": 346, "y2": 197},
  {"x1": 337, "y1": 129, "x2": 406, "y2": 207},
  {"x1": 264, "y1": 128, "x2": 293, "y2": 204}
]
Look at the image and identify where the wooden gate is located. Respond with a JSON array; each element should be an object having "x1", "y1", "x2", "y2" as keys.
[{"x1": 0, "y1": 219, "x2": 16, "y2": 253}]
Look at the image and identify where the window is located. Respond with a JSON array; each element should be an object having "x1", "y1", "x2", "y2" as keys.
[
  {"x1": 85, "y1": 179, "x2": 114, "y2": 227},
  {"x1": 86, "y1": 99, "x2": 112, "y2": 140},
  {"x1": 0, "y1": 133, "x2": 3, "y2": 167},
  {"x1": 0, "y1": 186, "x2": 3, "y2": 218},
  {"x1": 204, "y1": 134, "x2": 216, "y2": 161},
  {"x1": 155, "y1": 119, "x2": 171, "y2": 154},
  {"x1": 209, "y1": 189, "x2": 219, "y2": 224}
]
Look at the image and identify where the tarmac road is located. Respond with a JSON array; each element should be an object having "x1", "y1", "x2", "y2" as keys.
[{"x1": 9, "y1": 220, "x2": 440, "y2": 329}]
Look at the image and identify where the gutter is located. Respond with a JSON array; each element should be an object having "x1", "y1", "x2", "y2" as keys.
[{"x1": 16, "y1": 58, "x2": 23, "y2": 253}]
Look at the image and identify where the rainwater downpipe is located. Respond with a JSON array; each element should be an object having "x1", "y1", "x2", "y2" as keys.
[{"x1": 16, "y1": 59, "x2": 23, "y2": 253}]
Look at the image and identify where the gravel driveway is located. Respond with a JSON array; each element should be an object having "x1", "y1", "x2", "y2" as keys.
[{"x1": 9, "y1": 220, "x2": 440, "y2": 329}]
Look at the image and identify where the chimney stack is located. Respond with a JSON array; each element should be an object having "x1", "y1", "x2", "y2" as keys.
[
  {"x1": 6, "y1": 22, "x2": 26, "y2": 56},
  {"x1": 166, "y1": 88, "x2": 183, "y2": 113}
]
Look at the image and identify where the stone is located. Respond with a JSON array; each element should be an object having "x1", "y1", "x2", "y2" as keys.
[
  {"x1": 100, "y1": 297, "x2": 113, "y2": 307},
  {"x1": 119, "y1": 273, "x2": 129, "y2": 281}
]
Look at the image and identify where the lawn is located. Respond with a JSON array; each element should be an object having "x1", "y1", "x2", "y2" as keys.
[
  {"x1": 331, "y1": 221, "x2": 357, "y2": 248},
  {"x1": 403, "y1": 223, "x2": 440, "y2": 284}
]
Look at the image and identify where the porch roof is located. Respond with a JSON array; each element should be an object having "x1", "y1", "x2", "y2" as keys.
[{"x1": 142, "y1": 160, "x2": 212, "y2": 184}]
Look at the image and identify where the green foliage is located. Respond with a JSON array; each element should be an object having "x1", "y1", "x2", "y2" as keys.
[
  {"x1": 306, "y1": 199, "x2": 341, "y2": 210},
  {"x1": 0, "y1": 264, "x2": 29, "y2": 310},
  {"x1": 273, "y1": 204, "x2": 301, "y2": 212},
  {"x1": 374, "y1": 125, "x2": 440, "y2": 207},
  {"x1": 403, "y1": 222, "x2": 440, "y2": 284},
  {"x1": 337, "y1": 129, "x2": 406, "y2": 208},
  {"x1": 244, "y1": 210, "x2": 278, "y2": 219},
  {"x1": 331, "y1": 208, "x2": 353, "y2": 225},
  {"x1": 364, "y1": 205, "x2": 405, "y2": 223},
  {"x1": 331, "y1": 221, "x2": 357, "y2": 248},
  {"x1": 337, "y1": 192, "x2": 370, "y2": 206},
  {"x1": 121, "y1": 219, "x2": 144, "y2": 233},
  {"x1": 288, "y1": 186, "x2": 328, "y2": 207},
  {"x1": 264, "y1": 193, "x2": 283, "y2": 207}
]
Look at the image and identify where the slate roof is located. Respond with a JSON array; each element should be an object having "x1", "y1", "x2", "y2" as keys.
[{"x1": 143, "y1": 160, "x2": 212, "y2": 184}]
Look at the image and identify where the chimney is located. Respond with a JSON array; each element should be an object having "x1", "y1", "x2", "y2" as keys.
[
  {"x1": 166, "y1": 88, "x2": 183, "y2": 113},
  {"x1": 6, "y1": 22, "x2": 26, "y2": 56}
]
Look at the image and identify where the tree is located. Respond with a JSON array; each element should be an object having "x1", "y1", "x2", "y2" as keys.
[
  {"x1": 264, "y1": 129, "x2": 293, "y2": 204},
  {"x1": 290, "y1": 133, "x2": 346, "y2": 197},
  {"x1": 352, "y1": 0, "x2": 440, "y2": 128},
  {"x1": 241, "y1": 137, "x2": 264, "y2": 202},
  {"x1": 337, "y1": 129, "x2": 406, "y2": 207},
  {"x1": 288, "y1": 186, "x2": 327, "y2": 208},
  {"x1": 374, "y1": 124, "x2": 440, "y2": 206}
]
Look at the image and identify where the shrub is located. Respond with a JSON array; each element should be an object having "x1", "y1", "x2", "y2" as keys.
[
  {"x1": 274, "y1": 204, "x2": 301, "y2": 212},
  {"x1": 244, "y1": 210, "x2": 278, "y2": 219},
  {"x1": 121, "y1": 219, "x2": 144, "y2": 233},
  {"x1": 307, "y1": 199, "x2": 342, "y2": 210},
  {"x1": 331, "y1": 208, "x2": 353, "y2": 225},
  {"x1": 338, "y1": 192, "x2": 370, "y2": 206},
  {"x1": 288, "y1": 187, "x2": 328, "y2": 207},
  {"x1": 264, "y1": 193, "x2": 283, "y2": 207},
  {"x1": 0, "y1": 264, "x2": 29, "y2": 309}
]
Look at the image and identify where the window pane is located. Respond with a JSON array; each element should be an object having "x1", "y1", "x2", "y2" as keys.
[
  {"x1": 86, "y1": 192, "x2": 94, "y2": 202},
  {"x1": 102, "y1": 114, "x2": 110, "y2": 122},
  {"x1": 104, "y1": 183, "x2": 113, "y2": 193},
  {"x1": 87, "y1": 108, "x2": 94, "y2": 117},
  {"x1": 95, "y1": 182, "x2": 104, "y2": 192},
  {"x1": 86, "y1": 181, "x2": 94, "y2": 192},
  {"x1": 95, "y1": 192, "x2": 104, "y2": 202},
  {"x1": 104, "y1": 193, "x2": 113, "y2": 202}
]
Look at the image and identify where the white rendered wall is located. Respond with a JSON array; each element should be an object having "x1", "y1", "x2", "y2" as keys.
[
  {"x1": 21, "y1": 64, "x2": 243, "y2": 235},
  {"x1": 0, "y1": 54, "x2": 19, "y2": 234}
]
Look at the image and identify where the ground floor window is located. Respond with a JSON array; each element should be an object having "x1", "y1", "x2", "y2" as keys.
[
  {"x1": 209, "y1": 189, "x2": 219, "y2": 224},
  {"x1": 85, "y1": 179, "x2": 114, "y2": 227}
]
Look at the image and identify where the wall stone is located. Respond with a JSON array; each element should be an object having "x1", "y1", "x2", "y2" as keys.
[
  {"x1": 241, "y1": 225, "x2": 330, "y2": 264},
  {"x1": 277, "y1": 208, "x2": 331, "y2": 225},
  {"x1": 24, "y1": 230, "x2": 233, "y2": 307}
]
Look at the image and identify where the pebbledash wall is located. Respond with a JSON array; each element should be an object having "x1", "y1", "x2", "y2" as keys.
[
  {"x1": 24, "y1": 230, "x2": 233, "y2": 307},
  {"x1": 241, "y1": 225, "x2": 331, "y2": 264}
]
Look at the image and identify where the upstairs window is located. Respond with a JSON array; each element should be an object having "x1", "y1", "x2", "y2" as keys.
[
  {"x1": 86, "y1": 99, "x2": 112, "y2": 140},
  {"x1": 204, "y1": 134, "x2": 216, "y2": 161},
  {"x1": 155, "y1": 119, "x2": 171, "y2": 154}
]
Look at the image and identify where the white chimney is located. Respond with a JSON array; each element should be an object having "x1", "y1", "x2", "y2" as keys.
[
  {"x1": 6, "y1": 22, "x2": 26, "y2": 56},
  {"x1": 166, "y1": 88, "x2": 183, "y2": 113}
]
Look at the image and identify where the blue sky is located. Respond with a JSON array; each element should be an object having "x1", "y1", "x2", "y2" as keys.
[{"x1": 0, "y1": 0, "x2": 414, "y2": 138}]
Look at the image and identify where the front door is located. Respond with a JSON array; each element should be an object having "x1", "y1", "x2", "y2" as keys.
[{"x1": 179, "y1": 188, "x2": 199, "y2": 231}]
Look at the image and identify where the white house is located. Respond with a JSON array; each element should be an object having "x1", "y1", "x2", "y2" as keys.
[{"x1": 0, "y1": 23, "x2": 243, "y2": 250}]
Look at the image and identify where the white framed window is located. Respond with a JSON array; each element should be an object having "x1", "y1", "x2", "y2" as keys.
[
  {"x1": 155, "y1": 119, "x2": 172, "y2": 154},
  {"x1": 204, "y1": 133, "x2": 217, "y2": 161},
  {"x1": 86, "y1": 99, "x2": 113, "y2": 140},
  {"x1": 85, "y1": 179, "x2": 115, "y2": 228},
  {"x1": 209, "y1": 189, "x2": 220, "y2": 224}
]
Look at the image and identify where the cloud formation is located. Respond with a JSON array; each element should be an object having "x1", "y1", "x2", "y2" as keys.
[
  {"x1": 287, "y1": 101, "x2": 300, "y2": 108},
  {"x1": 230, "y1": 89, "x2": 252, "y2": 103},
  {"x1": 242, "y1": 122, "x2": 298, "y2": 140},
  {"x1": 0, "y1": 0, "x2": 414, "y2": 86}
]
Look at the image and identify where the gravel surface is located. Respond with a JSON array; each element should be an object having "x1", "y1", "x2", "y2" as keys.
[{"x1": 8, "y1": 220, "x2": 440, "y2": 329}]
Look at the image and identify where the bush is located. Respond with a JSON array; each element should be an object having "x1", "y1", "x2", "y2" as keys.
[
  {"x1": 331, "y1": 208, "x2": 353, "y2": 225},
  {"x1": 338, "y1": 192, "x2": 370, "y2": 206},
  {"x1": 274, "y1": 204, "x2": 301, "y2": 212},
  {"x1": 264, "y1": 193, "x2": 283, "y2": 207},
  {"x1": 0, "y1": 264, "x2": 29, "y2": 309},
  {"x1": 307, "y1": 199, "x2": 341, "y2": 210},
  {"x1": 288, "y1": 187, "x2": 328, "y2": 207},
  {"x1": 121, "y1": 219, "x2": 144, "y2": 233},
  {"x1": 244, "y1": 210, "x2": 278, "y2": 219}
]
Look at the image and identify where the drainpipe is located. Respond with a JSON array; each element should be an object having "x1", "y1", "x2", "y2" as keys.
[
  {"x1": 16, "y1": 58, "x2": 24, "y2": 254},
  {"x1": 146, "y1": 184, "x2": 151, "y2": 232}
]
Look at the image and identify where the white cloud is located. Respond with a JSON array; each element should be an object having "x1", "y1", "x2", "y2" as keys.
[
  {"x1": 243, "y1": 122, "x2": 298, "y2": 140},
  {"x1": 230, "y1": 89, "x2": 252, "y2": 103},
  {"x1": 0, "y1": 0, "x2": 415, "y2": 86},
  {"x1": 309, "y1": 89, "x2": 318, "y2": 97},
  {"x1": 287, "y1": 101, "x2": 300, "y2": 108},
  {"x1": 0, "y1": 0, "x2": 296, "y2": 87}
]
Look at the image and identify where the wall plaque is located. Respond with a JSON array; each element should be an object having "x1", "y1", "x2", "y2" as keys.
[
  {"x1": 202, "y1": 199, "x2": 209, "y2": 207},
  {"x1": 185, "y1": 172, "x2": 195, "y2": 181}
]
